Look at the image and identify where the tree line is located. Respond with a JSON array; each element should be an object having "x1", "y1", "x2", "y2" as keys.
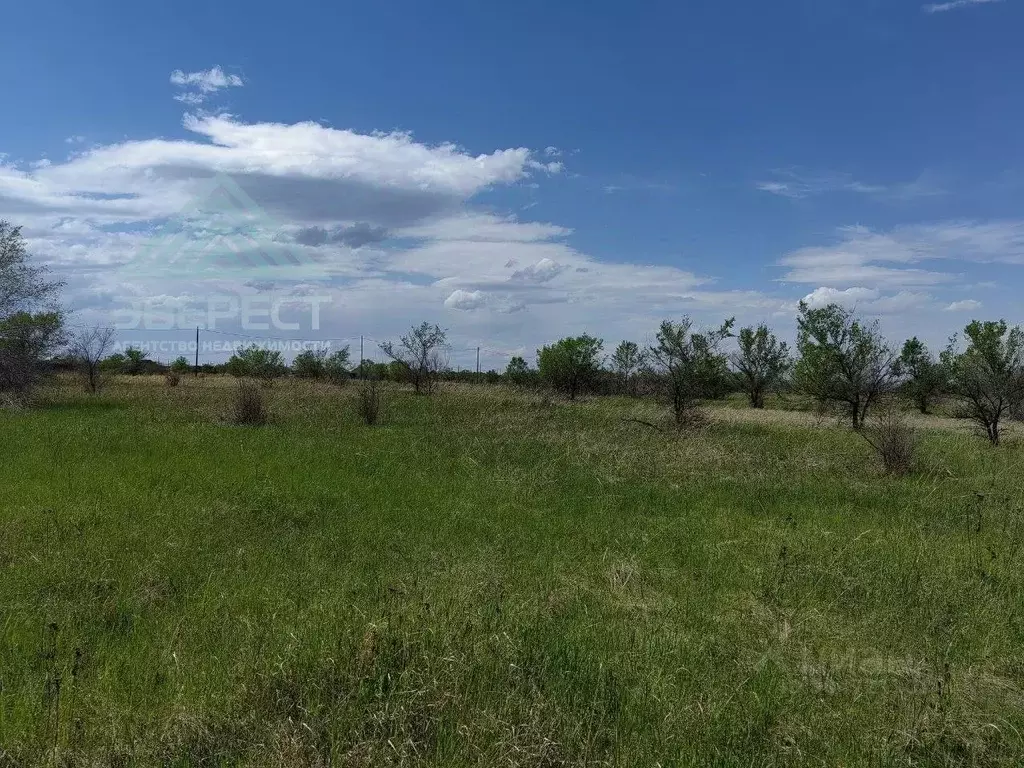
[
  {"x1": 2, "y1": 219, "x2": 1021, "y2": 443},
  {"x1": 518, "y1": 303, "x2": 1023, "y2": 445}
]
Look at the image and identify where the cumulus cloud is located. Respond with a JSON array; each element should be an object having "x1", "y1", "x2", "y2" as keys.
[
  {"x1": 444, "y1": 289, "x2": 488, "y2": 311},
  {"x1": 944, "y1": 299, "x2": 983, "y2": 311},
  {"x1": 170, "y1": 66, "x2": 244, "y2": 103},
  {"x1": 801, "y1": 286, "x2": 934, "y2": 315},
  {"x1": 8, "y1": 102, "x2": 979, "y2": 365}
]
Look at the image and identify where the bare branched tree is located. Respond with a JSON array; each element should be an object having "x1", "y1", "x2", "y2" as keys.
[
  {"x1": 379, "y1": 322, "x2": 448, "y2": 395},
  {"x1": 70, "y1": 326, "x2": 116, "y2": 393}
]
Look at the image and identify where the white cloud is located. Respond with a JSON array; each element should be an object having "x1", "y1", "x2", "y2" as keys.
[
  {"x1": 8, "y1": 103, "x2": 997, "y2": 364},
  {"x1": 801, "y1": 286, "x2": 934, "y2": 315},
  {"x1": 944, "y1": 299, "x2": 983, "y2": 311},
  {"x1": 923, "y1": 0, "x2": 1002, "y2": 13},
  {"x1": 170, "y1": 66, "x2": 244, "y2": 104},
  {"x1": 801, "y1": 286, "x2": 880, "y2": 309},
  {"x1": 777, "y1": 221, "x2": 1024, "y2": 288},
  {"x1": 444, "y1": 289, "x2": 488, "y2": 311},
  {"x1": 756, "y1": 169, "x2": 945, "y2": 201}
]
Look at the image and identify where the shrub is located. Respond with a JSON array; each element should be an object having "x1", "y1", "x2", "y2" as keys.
[
  {"x1": 231, "y1": 380, "x2": 268, "y2": 426},
  {"x1": 357, "y1": 379, "x2": 382, "y2": 425},
  {"x1": 859, "y1": 406, "x2": 917, "y2": 476},
  {"x1": 226, "y1": 345, "x2": 286, "y2": 384}
]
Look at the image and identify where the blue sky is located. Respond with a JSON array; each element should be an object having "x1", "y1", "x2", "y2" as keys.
[{"x1": 1, "y1": 0, "x2": 1022, "y2": 366}]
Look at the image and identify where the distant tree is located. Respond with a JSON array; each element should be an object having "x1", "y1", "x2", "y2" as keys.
[
  {"x1": 941, "y1": 320, "x2": 1024, "y2": 445},
  {"x1": 732, "y1": 324, "x2": 791, "y2": 408},
  {"x1": 324, "y1": 347, "x2": 351, "y2": 385},
  {"x1": 794, "y1": 302, "x2": 895, "y2": 429},
  {"x1": 610, "y1": 340, "x2": 647, "y2": 396},
  {"x1": 894, "y1": 337, "x2": 946, "y2": 414},
  {"x1": 170, "y1": 356, "x2": 191, "y2": 375},
  {"x1": 100, "y1": 352, "x2": 126, "y2": 373},
  {"x1": 505, "y1": 355, "x2": 534, "y2": 388},
  {"x1": 122, "y1": 346, "x2": 149, "y2": 375},
  {"x1": 648, "y1": 316, "x2": 734, "y2": 426},
  {"x1": 536, "y1": 334, "x2": 604, "y2": 400},
  {"x1": 226, "y1": 345, "x2": 286, "y2": 384},
  {"x1": 0, "y1": 221, "x2": 64, "y2": 397},
  {"x1": 69, "y1": 325, "x2": 117, "y2": 393},
  {"x1": 380, "y1": 322, "x2": 448, "y2": 394},
  {"x1": 292, "y1": 348, "x2": 328, "y2": 379}
]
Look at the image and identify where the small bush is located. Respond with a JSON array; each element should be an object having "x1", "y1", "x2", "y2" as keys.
[
  {"x1": 165, "y1": 371, "x2": 181, "y2": 387},
  {"x1": 231, "y1": 380, "x2": 268, "y2": 426},
  {"x1": 860, "y1": 406, "x2": 917, "y2": 476},
  {"x1": 357, "y1": 379, "x2": 382, "y2": 426}
]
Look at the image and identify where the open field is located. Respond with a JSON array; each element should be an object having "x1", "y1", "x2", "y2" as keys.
[{"x1": 2, "y1": 376, "x2": 1023, "y2": 766}]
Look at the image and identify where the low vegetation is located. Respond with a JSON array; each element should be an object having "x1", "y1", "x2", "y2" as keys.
[{"x1": 0, "y1": 376, "x2": 1021, "y2": 765}]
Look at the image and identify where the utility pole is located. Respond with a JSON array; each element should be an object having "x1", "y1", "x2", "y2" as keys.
[
  {"x1": 476, "y1": 346, "x2": 480, "y2": 375},
  {"x1": 194, "y1": 327, "x2": 199, "y2": 377},
  {"x1": 359, "y1": 335, "x2": 364, "y2": 378}
]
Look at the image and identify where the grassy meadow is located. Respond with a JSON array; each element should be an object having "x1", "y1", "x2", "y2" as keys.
[{"x1": 1, "y1": 375, "x2": 1023, "y2": 766}]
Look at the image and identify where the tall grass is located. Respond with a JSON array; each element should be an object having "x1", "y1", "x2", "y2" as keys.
[{"x1": 0, "y1": 378, "x2": 1021, "y2": 765}]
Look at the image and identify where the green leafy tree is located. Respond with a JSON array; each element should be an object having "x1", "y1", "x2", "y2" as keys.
[
  {"x1": 894, "y1": 337, "x2": 945, "y2": 414},
  {"x1": 505, "y1": 355, "x2": 534, "y2": 388},
  {"x1": 226, "y1": 345, "x2": 286, "y2": 383},
  {"x1": 100, "y1": 352, "x2": 126, "y2": 373},
  {"x1": 170, "y1": 356, "x2": 191, "y2": 375},
  {"x1": 380, "y1": 322, "x2": 448, "y2": 394},
  {"x1": 941, "y1": 320, "x2": 1024, "y2": 445},
  {"x1": 732, "y1": 324, "x2": 791, "y2": 408},
  {"x1": 324, "y1": 347, "x2": 351, "y2": 385},
  {"x1": 610, "y1": 340, "x2": 647, "y2": 396},
  {"x1": 648, "y1": 317, "x2": 735, "y2": 425},
  {"x1": 122, "y1": 346, "x2": 149, "y2": 375},
  {"x1": 536, "y1": 334, "x2": 604, "y2": 400},
  {"x1": 794, "y1": 302, "x2": 895, "y2": 429},
  {"x1": 0, "y1": 221, "x2": 64, "y2": 395},
  {"x1": 292, "y1": 348, "x2": 328, "y2": 379}
]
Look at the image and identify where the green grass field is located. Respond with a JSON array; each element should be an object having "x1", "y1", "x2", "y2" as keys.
[{"x1": 2, "y1": 377, "x2": 1023, "y2": 766}]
